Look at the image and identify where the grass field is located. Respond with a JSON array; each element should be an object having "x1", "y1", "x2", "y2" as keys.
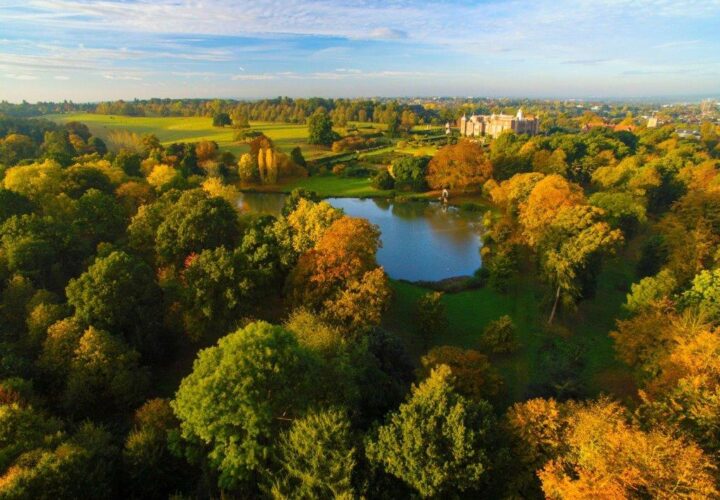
[
  {"x1": 48, "y1": 113, "x2": 331, "y2": 159},
  {"x1": 282, "y1": 176, "x2": 393, "y2": 197}
]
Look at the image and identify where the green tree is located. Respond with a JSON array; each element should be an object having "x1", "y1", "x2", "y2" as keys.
[
  {"x1": 172, "y1": 321, "x2": 319, "y2": 490},
  {"x1": 113, "y1": 149, "x2": 142, "y2": 177},
  {"x1": 415, "y1": 291, "x2": 447, "y2": 347},
  {"x1": 181, "y1": 247, "x2": 259, "y2": 340},
  {"x1": 274, "y1": 408, "x2": 356, "y2": 498},
  {"x1": 64, "y1": 326, "x2": 149, "y2": 418},
  {"x1": 482, "y1": 315, "x2": 519, "y2": 353},
  {"x1": 391, "y1": 156, "x2": 430, "y2": 192},
  {"x1": 123, "y1": 398, "x2": 192, "y2": 498},
  {"x1": 212, "y1": 112, "x2": 232, "y2": 127},
  {"x1": 539, "y1": 205, "x2": 622, "y2": 324},
  {"x1": 307, "y1": 111, "x2": 335, "y2": 146},
  {"x1": 0, "y1": 423, "x2": 118, "y2": 499},
  {"x1": 155, "y1": 190, "x2": 240, "y2": 266},
  {"x1": 65, "y1": 251, "x2": 164, "y2": 356},
  {"x1": 365, "y1": 365, "x2": 495, "y2": 497},
  {"x1": 72, "y1": 188, "x2": 126, "y2": 251},
  {"x1": 681, "y1": 268, "x2": 720, "y2": 321},
  {"x1": 0, "y1": 189, "x2": 35, "y2": 225}
]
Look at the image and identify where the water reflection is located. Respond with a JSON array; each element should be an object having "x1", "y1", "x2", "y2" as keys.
[{"x1": 239, "y1": 192, "x2": 483, "y2": 282}]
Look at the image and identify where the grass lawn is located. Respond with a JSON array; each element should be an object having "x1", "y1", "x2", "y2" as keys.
[
  {"x1": 47, "y1": 113, "x2": 333, "y2": 159},
  {"x1": 395, "y1": 144, "x2": 440, "y2": 156},
  {"x1": 281, "y1": 175, "x2": 394, "y2": 198}
]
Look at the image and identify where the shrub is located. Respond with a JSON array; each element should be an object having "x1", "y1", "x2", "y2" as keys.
[
  {"x1": 482, "y1": 315, "x2": 519, "y2": 353},
  {"x1": 372, "y1": 169, "x2": 395, "y2": 190}
]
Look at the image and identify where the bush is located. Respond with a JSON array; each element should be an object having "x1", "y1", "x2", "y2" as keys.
[
  {"x1": 372, "y1": 169, "x2": 395, "y2": 190},
  {"x1": 482, "y1": 315, "x2": 519, "y2": 353},
  {"x1": 487, "y1": 251, "x2": 516, "y2": 293},
  {"x1": 332, "y1": 164, "x2": 346, "y2": 176}
]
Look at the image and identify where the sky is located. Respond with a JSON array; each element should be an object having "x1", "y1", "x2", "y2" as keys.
[{"x1": 1, "y1": 0, "x2": 719, "y2": 102}]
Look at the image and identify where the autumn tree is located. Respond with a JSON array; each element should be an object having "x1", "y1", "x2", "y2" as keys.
[
  {"x1": 286, "y1": 217, "x2": 389, "y2": 334},
  {"x1": 418, "y1": 346, "x2": 500, "y2": 401},
  {"x1": 518, "y1": 174, "x2": 585, "y2": 246},
  {"x1": 274, "y1": 198, "x2": 342, "y2": 262},
  {"x1": 427, "y1": 140, "x2": 493, "y2": 191},
  {"x1": 537, "y1": 399, "x2": 717, "y2": 499}
]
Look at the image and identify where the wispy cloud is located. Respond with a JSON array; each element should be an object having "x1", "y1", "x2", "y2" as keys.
[{"x1": 1, "y1": 0, "x2": 719, "y2": 100}]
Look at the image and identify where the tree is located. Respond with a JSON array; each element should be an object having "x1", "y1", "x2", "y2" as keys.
[
  {"x1": 155, "y1": 189, "x2": 240, "y2": 266},
  {"x1": 307, "y1": 111, "x2": 335, "y2": 146},
  {"x1": 365, "y1": 365, "x2": 495, "y2": 497},
  {"x1": 427, "y1": 140, "x2": 493, "y2": 191},
  {"x1": 181, "y1": 246, "x2": 259, "y2": 340},
  {"x1": 273, "y1": 198, "x2": 342, "y2": 265},
  {"x1": 391, "y1": 156, "x2": 430, "y2": 192},
  {"x1": 681, "y1": 268, "x2": 720, "y2": 322},
  {"x1": 1, "y1": 214, "x2": 70, "y2": 287},
  {"x1": 624, "y1": 269, "x2": 676, "y2": 313},
  {"x1": 2, "y1": 160, "x2": 63, "y2": 203},
  {"x1": 172, "y1": 322, "x2": 319, "y2": 490},
  {"x1": 0, "y1": 189, "x2": 35, "y2": 225},
  {"x1": 65, "y1": 251, "x2": 164, "y2": 356},
  {"x1": 113, "y1": 149, "x2": 142, "y2": 176},
  {"x1": 419, "y1": 346, "x2": 500, "y2": 401},
  {"x1": 289, "y1": 146, "x2": 306, "y2": 169},
  {"x1": 274, "y1": 408, "x2": 356, "y2": 498},
  {"x1": 64, "y1": 326, "x2": 149, "y2": 418},
  {"x1": 537, "y1": 205, "x2": 622, "y2": 323},
  {"x1": 237, "y1": 153, "x2": 259, "y2": 183},
  {"x1": 212, "y1": 112, "x2": 232, "y2": 127},
  {"x1": 0, "y1": 423, "x2": 118, "y2": 499},
  {"x1": 287, "y1": 216, "x2": 382, "y2": 313},
  {"x1": 415, "y1": 291, "x2": 447, "y2": 347},
  {"x1": 0, "y1": 402, "x2": 62, "y2": 472},
  {"x1": 0, "y1": 133, "x2": 35, "y2": 166},
  {"x1": 123, "y1": 398, "x2": 193, "y2": 498},
  {"x1": 62, "y1": 165, "x2": 114, "y2": 198},
  {"x1": 321, "y1": 267, "x2": 391, "y2": 336},
  {"x1": 519, "y1": 174, "x2": 585, "y2": 246},
  {"x1": 482, "y1": 315, "x2": 519, "y2": 353},
  {"x1": 147, "y1": 164, "x2": 182, "y2": 190},
  {"x1": 537, "y1": 399, "x2": 718, "y2": 499},
  {"x1": 72, "y1": 188, "x2": 126, "y2": 251}
]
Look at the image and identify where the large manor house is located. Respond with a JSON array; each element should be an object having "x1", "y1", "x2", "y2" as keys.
[{"x1": 453, "y1": 108, "x2": 540, "y2": 138}]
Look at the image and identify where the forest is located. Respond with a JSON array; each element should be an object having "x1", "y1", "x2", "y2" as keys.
[{"x1": 0, "y1": 99, "x2": 719, "y2": 499}]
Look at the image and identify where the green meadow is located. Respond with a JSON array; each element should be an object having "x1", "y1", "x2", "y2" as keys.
[{"x1": 48, "y1": 113, "x2": 331, "y2": 159}]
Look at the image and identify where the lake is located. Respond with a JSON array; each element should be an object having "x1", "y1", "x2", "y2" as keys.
[{"x1": 239, "y1": 193, "x2": 483, "y2": 282}]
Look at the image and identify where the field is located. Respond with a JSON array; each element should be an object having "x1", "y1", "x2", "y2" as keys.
[{"x1": 48, "y1": 113, "x2": 331, "y2": 159}]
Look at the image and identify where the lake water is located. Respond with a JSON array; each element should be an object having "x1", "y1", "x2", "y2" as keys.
[{"x1": 239, "y1": 192, "x2": 483, "y2": 282}]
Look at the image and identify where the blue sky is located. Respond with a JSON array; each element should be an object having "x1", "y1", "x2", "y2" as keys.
[{"x1": 1, "y1": 0, "x2": 719, "y2": 102}]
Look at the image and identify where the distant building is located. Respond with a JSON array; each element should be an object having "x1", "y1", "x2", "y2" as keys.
[
  {"x1": 458, "y1": 109, "x2": 539, "y2": 139},
  {"x1": 647, "y1": 117, "x2": 659, "y2": 128}
]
